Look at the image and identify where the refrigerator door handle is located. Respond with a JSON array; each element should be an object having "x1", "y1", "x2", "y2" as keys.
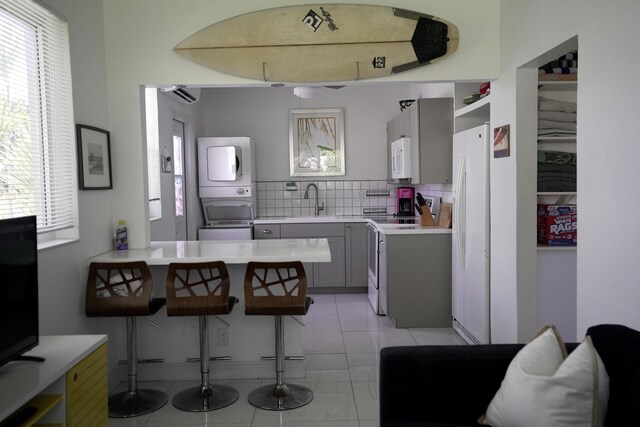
[{"x1": 454, "y1": 156, "x2": 466, "y2": 269}]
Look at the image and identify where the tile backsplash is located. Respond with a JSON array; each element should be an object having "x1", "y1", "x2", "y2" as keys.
[{"x1": 256, "y1": 180, "x2": 452, "y2": 218}]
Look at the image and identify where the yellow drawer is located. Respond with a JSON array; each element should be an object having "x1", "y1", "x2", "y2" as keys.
[{"x1": 66, "y1": 343, "x2": 107, "y2": 427}]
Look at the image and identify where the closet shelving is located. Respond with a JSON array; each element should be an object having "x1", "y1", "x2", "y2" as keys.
[{"x1": 537, "y1": 80, "x2": 577, "y2": 251}]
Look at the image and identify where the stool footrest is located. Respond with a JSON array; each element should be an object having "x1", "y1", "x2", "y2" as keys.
[
  {"x1": 186, "y1": 356, "x2": 231, "y2": 362},
  {"x1": 260, "y1": 356, "x2": 305, "y2": 361},
  {"x1": 118, "y1": 358, "x2": 164, "y2": 364}
]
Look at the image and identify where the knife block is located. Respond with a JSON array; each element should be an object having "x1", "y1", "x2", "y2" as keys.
[{"x1": 419, "y1": 204, "x2": 436, "y2": 226}]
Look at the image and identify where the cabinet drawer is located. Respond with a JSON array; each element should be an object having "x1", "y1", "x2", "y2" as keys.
[
  {"x1": 66, "y1": 343, "x2": 108, "y2": 427},
  {"x1": 281, "y1": 223, "x2": 344, "y2": 238},
  {"x1": 254, "y1": 224, "x2": 280, "y2": 239}
]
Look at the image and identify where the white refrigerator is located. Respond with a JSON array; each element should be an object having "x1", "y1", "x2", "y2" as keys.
[{"x1": 452, "y1": 123, "x2": 491, "y2": 344}]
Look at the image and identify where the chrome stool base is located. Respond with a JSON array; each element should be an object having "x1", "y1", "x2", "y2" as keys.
[
  {"x1": 248, "y1": 383, "x2": 313, "y2": 411},
  {"x1": 172, "y1": 384, "x2": 239, "y2": 412},
  {"x1": 108, "y1": 389, "x2": 168, "y2": 418}
]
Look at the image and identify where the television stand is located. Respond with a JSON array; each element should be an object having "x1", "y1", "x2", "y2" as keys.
[{"x1": 0, "y1": 335, "x2": 108, "y2": 425}]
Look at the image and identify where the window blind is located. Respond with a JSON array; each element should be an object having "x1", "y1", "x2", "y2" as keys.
[
  {"x1": 0, "y1": 0, "x2": 78, "y2": 239},
  {"x1": 145, "y1": 88, "x2": 160, "y2": 202}
]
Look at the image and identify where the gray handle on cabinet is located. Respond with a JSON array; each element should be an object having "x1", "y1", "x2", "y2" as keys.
[{"x1": 262, "y1": 229, "x2": 272, "y2": 234}]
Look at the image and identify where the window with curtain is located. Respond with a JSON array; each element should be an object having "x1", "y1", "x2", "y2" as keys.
[
  {"x1": 0, "y1": 0, "x2": 78, "y2": 247},
  {"x1": 145, "y1": 87, "x2": 161, "y2": 220}
]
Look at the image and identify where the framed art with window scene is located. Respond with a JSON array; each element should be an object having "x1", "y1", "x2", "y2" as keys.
[
  {"x1": 289, "y1": 108, "x2": 345, "y2": 176},
  {"x1": 76, "y1": 124, "x2": 113, "y2": 189}
]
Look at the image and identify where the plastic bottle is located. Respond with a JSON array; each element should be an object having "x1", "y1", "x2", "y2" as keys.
[{"x1": 115, "y1": 219, "x2": 128, "y2": 251}]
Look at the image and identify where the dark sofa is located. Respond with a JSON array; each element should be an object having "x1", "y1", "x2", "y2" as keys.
[{"x1": 379, "y1": 324, "x2": 640, "y2": 427}]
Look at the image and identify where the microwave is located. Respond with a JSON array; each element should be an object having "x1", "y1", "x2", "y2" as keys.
[{"x1": 391, "y1": 137, "x2": 411, "y2": 179}]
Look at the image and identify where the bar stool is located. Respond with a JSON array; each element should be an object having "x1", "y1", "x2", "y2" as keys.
[
  {"x1": 85, "y1": 261, "x2": 168, "y2": 418},
  {"x1": 243, "y1": 261, "x2": 314, "y2": 410},
  {"x1": 165, "y1": 261, "x2": 239, "y2": 412}
]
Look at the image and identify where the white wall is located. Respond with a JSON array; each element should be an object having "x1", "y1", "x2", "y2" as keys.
[
  {"x1": 492, "y1": 0, "x2": 640, "y2": 342},
  {"x1": 197, "y1": 85, "x2": 415, "y2": 181},
  {"x1": 39, "y1": 0, "x2": 121, "y2": 377},
  {"x1": 101, "y1": 0, "x2": 501, "y2": 248}
]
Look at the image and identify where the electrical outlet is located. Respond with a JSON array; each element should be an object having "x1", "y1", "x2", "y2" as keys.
[{"x1": 217, "y1": 327, "x2": 229, "y2": 346}]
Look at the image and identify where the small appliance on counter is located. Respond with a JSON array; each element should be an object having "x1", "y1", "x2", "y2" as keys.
[{"x1": 396, "y1": 187, "x2": 415, "y2": 216}]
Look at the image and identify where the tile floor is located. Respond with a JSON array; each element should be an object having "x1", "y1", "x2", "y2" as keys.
[{"x1": 109, "y1": 293, "x2": 465, "y2": 426}]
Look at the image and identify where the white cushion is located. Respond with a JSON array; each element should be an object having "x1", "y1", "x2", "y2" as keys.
[{"x1": 481, "y1": 326, "x2": 609, "y2": 427}]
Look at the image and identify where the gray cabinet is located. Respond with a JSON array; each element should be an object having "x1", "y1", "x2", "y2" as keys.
[
  {"x1": 381, "y1": 232, "x2": 452, "y2": 328},
  {"x1": 345, "y1": 223, "x2": 368, "y2": 287},
  {"x1": 253, "y1": 224, "x2": 280, "y2": 239},
  {"x1": 387, "y1": 98, "x2": 453, "y2": 184},
  {"x1": 281, "y1": 223, "x2": 345, "y2": 288}
]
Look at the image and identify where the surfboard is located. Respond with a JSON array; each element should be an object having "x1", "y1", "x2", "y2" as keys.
[{"x1": 174, "y1": 4, "x2": 459, "y2": 83}]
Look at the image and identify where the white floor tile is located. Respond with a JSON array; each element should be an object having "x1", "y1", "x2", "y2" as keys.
[
  {"x1": 305, "y1": 353, "x2": 351, "y2": 382},
  {"x1": 351, "y1": 380, "x2": 379, "y2": 421},
  {"x1": 346, "y1": 353, "x2": 380, "y2": 382},
  {"x1": 303, "y1": 330, "x2": 345, "y2": 354},
  {"x1": 342, "y1": 330, "x2": 416, "y2": 354},
  {"x1": 409, "y1": 327, "x2": 468, "y2": 345}
]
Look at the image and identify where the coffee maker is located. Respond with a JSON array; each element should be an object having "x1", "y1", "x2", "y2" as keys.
[{"x1": 396, "y1": 187, "x2": 415, "y2": 216}]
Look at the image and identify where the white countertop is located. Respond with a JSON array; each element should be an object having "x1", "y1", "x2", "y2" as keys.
[
  {"x1": 88, "y1": 239, "x2": 332, "y2": 265},
  {"x1": 254, "y1": 216, "x2": 452, "y2": 235}
]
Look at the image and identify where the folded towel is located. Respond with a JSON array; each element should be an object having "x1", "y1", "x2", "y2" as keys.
[
  {"x1": 538, "y1": 119, "x2": 577, "y2": 131},
  {"x1": 538, "y1": 110, "x2": 577, "y2": 123},
  {"x1": 538, "y1": 128, "x2": 577, "y2": 137},
  {"x1": 538, "y1": 97, "x2": 577, "y2": 113}
]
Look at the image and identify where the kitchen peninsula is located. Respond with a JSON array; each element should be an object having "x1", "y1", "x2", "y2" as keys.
[{"x1": 88, "y1": 239, "x2": 330, "y2": 382}]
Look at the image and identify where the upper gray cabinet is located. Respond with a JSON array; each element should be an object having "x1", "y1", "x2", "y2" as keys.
[{"x1": 386, "y1": 98, "x2": 453, "y2": 184}]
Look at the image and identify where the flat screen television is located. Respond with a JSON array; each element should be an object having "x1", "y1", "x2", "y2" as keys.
[{"x1": 0, "y1": 215, "x2": 39, "y2": 368}]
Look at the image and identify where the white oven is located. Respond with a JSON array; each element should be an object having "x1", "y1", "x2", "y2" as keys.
[{"x1": 367, "y1": 222, "x2": 383, "y2": 314}]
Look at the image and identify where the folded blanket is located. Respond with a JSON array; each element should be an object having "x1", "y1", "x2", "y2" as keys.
[
  {"x1": 538, "y1": 128, "x2": 577, "y2": 137},
  {"x1": 538, "y1": 119, "x2": 577, "y2": 131},
  {"x1": 538, "y1": 97, "x2": 577, "y2": 113},
  {"x1": 538, "y1": 150, "x2": 576, "y2": 165},
  {"x1": 538, "y1": 110, "x2": 577, "y2": 123}
]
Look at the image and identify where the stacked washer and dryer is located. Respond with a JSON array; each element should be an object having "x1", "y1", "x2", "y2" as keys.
[{"x1": 197, "y1": 137, "x2": 256, "y2": 240}]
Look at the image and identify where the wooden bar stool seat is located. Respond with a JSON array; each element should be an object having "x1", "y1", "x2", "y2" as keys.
[
  {"x1": 166, "y1": 261, "x2": 239, "y2": 412},
  {"x1": 85, "y1": 261, "x2": 168, "y2": 418},
  {"x1": 243, "y1": 261, "x2": 314, "y2": 411}
]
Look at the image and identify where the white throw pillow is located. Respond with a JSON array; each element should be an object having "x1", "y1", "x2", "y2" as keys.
[{"x1": 480, "y1": 326, "x2": 609, "y2": 427}]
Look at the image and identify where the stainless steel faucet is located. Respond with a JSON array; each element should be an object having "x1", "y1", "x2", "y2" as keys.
[{"x1": 303, "y1": 183, "x2": 325, "y2": 216}]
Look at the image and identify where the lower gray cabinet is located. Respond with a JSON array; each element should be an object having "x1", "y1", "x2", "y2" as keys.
[
  {"x1": 345, "y1": 223, "x2": 368, "y2": 287},
  {"x1": 254, "y1": 221, "x2": 367, "y2": 289},
  {"x1": 314, "y1": 236, "x2": 345, "y2": 287},
  {"x1": 281, "y1": 223, "x2": 345, "y2": 288}
]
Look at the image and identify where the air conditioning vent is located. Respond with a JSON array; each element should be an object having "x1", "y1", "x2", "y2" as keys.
[{"x1": 162, "y1": 86, "x2": 200, "y2": 104}]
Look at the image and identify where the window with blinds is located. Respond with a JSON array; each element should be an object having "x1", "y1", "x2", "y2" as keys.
[
  {"x1": 145, "y1": 88, "x2": 161, "y2": 220},
  {"x1": 0, "y1": 0, "x2": 78, "y2": 246}
]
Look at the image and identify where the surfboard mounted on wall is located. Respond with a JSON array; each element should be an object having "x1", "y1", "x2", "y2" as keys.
[{"x1": 174, "y1": 4, "x2": 459, "y2": 83}]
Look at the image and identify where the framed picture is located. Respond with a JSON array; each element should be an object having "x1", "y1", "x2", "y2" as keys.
[
  {"x1": 493, "y1": 124, "x2": 510, "y2": 158},
  {"x1": 76, "y1": 124, "x2": 113, "y2": 189},
  {"x1": 289, "y1": 108, "x2": 345, "y2": 176}
]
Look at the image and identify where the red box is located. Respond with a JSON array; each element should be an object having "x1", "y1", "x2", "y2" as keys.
[{"x1": 537, "y1": 204, "x2": 577, "y2": 246}]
